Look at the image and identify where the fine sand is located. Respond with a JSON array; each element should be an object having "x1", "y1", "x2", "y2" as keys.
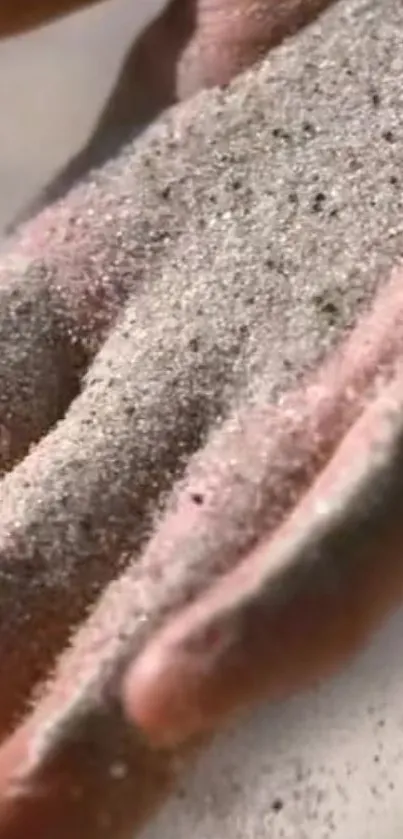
[
  {"x1": 0, "y1": 0, "x2": 164, "y2": 231},
  {"x1": 1, "y1": 1, "x2": 403, "y2": 837}
]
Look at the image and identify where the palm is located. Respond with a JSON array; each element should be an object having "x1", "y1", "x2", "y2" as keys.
[{"x1": 0, "y1": 1, "x2": 401, "y2": 838}]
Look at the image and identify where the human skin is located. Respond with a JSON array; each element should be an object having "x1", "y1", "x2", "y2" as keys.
[
  {"x1": 1, "y1": 281, "x2": 403, "y2": 839},
  {"x1": 0, "y1": 0, "x2": 402, "y2": 837},
  {"x1": 1, "y1": 0, "x2": 336, "y2": 224},
  {"x1": 125, "y1": 362, "x2": 403, "y2": 746}
]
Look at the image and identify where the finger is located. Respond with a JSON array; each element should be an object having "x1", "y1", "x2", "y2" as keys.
[
  {"x1": 0, "y1": 272, "x2": 227, "y2": 735},
  {"x1": 3, "y1": 164, "x2": 402, "y2": 752},
  {"x1": 124, "y1": 370, "x2": 403, "y2": 746},
  {"x1": 0, "y1": 267, "x2": 399, "y2": 837},
  {"x1": 0, "y1": 258, "x2": 86, "y2": 474},
  {"x1": 10, "y1": 0, "x2": 338, "y2": 224},
  {"x1": 1, "y1": 0, "x2": 398, "y2": 738},
  {"x1": 0, "y1": 173, "x2": 147, "y2": 470},
  {"x1": 175, "y1": 0, "x2": 336, "y2": 97},
  {"x1": 0, "y1": 701, "x2": 176, "y2": 839},
  {"x1": 6, "y1": 0, "x2": 196, "y2": 221}
]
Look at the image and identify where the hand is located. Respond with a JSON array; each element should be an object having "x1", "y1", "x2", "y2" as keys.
[
  {"x1": 3, "y1": 0, "x2": 335, "y2": 225},
  {"x1": 0, "y1": 1, "x2": 401, "y2": 838}
]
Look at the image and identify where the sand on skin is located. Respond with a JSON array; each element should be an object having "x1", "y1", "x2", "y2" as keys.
[{"x1": 1, "y1": 1, "x2": 403, "y2": 837}]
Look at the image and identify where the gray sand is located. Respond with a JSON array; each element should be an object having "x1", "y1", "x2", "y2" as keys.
[
  {"x1": 137, "y1": 2, "x2": 403, "y2": 836},
  {"x1": 1, "y1": 0, "x2": 402, "y2": 654},
  {"x1": 1, "y1": 0, "x2": 403, "y2": 837},
  {"x1": 0, "y1": 0, "x2": 165, "y2": 230}
]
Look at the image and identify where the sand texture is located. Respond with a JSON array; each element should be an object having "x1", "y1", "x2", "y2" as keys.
[{"x1": 0, "y1": 0, "x2": 403, "y2": 837}]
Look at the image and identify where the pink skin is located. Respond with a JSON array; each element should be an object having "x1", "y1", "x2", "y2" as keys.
[
  {"x1": 123, "y1": 368, "x2": 403, "y2": 746},
  {"x1": 1, "y1": 0, "x2": 338, "y2": 228},
  {"x1": 0, "y1": 0, "x2": 400, "y2": 837},
  {"x1": 0, "y1": 264, "x2": 402, "y2": 838}
]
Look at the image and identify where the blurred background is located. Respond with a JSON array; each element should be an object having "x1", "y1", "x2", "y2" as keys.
[{"x1": 0, "y1": 0, "x2": 164, "y2": 231}]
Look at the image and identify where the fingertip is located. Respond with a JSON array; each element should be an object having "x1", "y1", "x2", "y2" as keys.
[
  {"x1": 122, "y1": 643, "x2": 180, "y2": 747},
  {"x1": 122, "y1": 640, "x2": 202, "y2": 749},
  {"x1": 0, "y1": 721, "x2": 40, "y2": 839}
]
